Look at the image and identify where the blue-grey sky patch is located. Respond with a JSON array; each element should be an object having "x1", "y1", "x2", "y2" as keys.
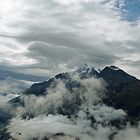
[{"x1": 116, "y1": 0, "x2": 140, "y2": 22}]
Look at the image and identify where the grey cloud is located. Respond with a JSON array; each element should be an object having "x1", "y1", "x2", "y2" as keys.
[
  {"x1": 27, "y1": 42, "x2": 78, "y2": 61},
  {"x1": 0, "y1": 65, "x2": 48, "y2": 81},
  {"x1": 0, "y1": 0, "x2": 140, "y2": 78},
  {"x1": 25, "y1": 40, "x2": 119, "y2": 72}
]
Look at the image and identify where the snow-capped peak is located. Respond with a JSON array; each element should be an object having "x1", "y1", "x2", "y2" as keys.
[
  {"x1": 77, "y1": 64, "x2": 89, "y2": 73},
  {"x1": 109, "y1": 66, "x2": 120, "y2": 71}
]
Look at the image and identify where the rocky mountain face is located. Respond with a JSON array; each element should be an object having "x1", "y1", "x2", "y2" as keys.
[
  {"x1": 25, "y1": 65, "x2": 140, "y2": 118},
  {"x1": 99, "y1": 66, "x2": 140, "y2": 117},
  {"x1": 24, "y1": 64, "x2": 99, "y2": 96}
]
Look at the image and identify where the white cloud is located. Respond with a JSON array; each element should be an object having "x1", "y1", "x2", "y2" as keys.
[{"x1": 15, "y1": 76, "x2": 106, "y2": 117}]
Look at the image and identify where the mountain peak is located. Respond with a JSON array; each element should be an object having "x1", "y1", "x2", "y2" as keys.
[
  {"x1": 76, "y1": 64, "x2": 99, "y2": 79},
  {"x1": 77, "y1": 64, "x2": 89, "y2": 73},
  {"x1": 108, "y1": 65, "x2": 120, "y2": 71}
]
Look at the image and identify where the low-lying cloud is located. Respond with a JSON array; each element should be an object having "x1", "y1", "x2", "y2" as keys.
[
  {"x1": 7, "y1": 74, "x2": 136, "y2": 140},
  {"x1": 0, "y1": 77, "x2": 32, "y2": 107}
]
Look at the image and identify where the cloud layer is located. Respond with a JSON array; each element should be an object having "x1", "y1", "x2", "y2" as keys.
[
  {"x1": 0, "y1": 0, "x2": 140, "y2": 78},
  {"x1": 7, "y1": 76, "x2": 128, "y2": 140}
]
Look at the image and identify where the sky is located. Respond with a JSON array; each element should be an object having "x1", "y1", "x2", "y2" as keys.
[{"x1": 0, "y1": 0, "x2": 140, "y2": 78}]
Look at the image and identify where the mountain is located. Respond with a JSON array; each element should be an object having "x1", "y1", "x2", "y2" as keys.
[
  {"x1": 24, "y1": 65, "x2": 140, "y2": 117},
  {"x1": 99, "y1": 66, "x2": 138, "y2": 92},
  {"x1": 100, "y1": 66, "x2": 140, "y2": 117},
  {"x1": 24, "y1": 65, "x2": 98, "y2": 96},
  {"x1": 3, "y1": 65, "x2": 140, "y2": 140}
]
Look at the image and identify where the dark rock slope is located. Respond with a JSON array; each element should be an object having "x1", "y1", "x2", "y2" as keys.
[{"x1": 24, "y1": 65, "x2": 140, "y2": 118}]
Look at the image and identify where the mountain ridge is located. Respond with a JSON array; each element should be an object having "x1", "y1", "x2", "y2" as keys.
[{"x1": 23, "y1": 65, "x2": 140, "y2": 118}]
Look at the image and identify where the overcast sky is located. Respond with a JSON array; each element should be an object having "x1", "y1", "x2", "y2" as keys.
[{"x1": 0, "y1": 0, "x2": 140, "y2": 78}]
